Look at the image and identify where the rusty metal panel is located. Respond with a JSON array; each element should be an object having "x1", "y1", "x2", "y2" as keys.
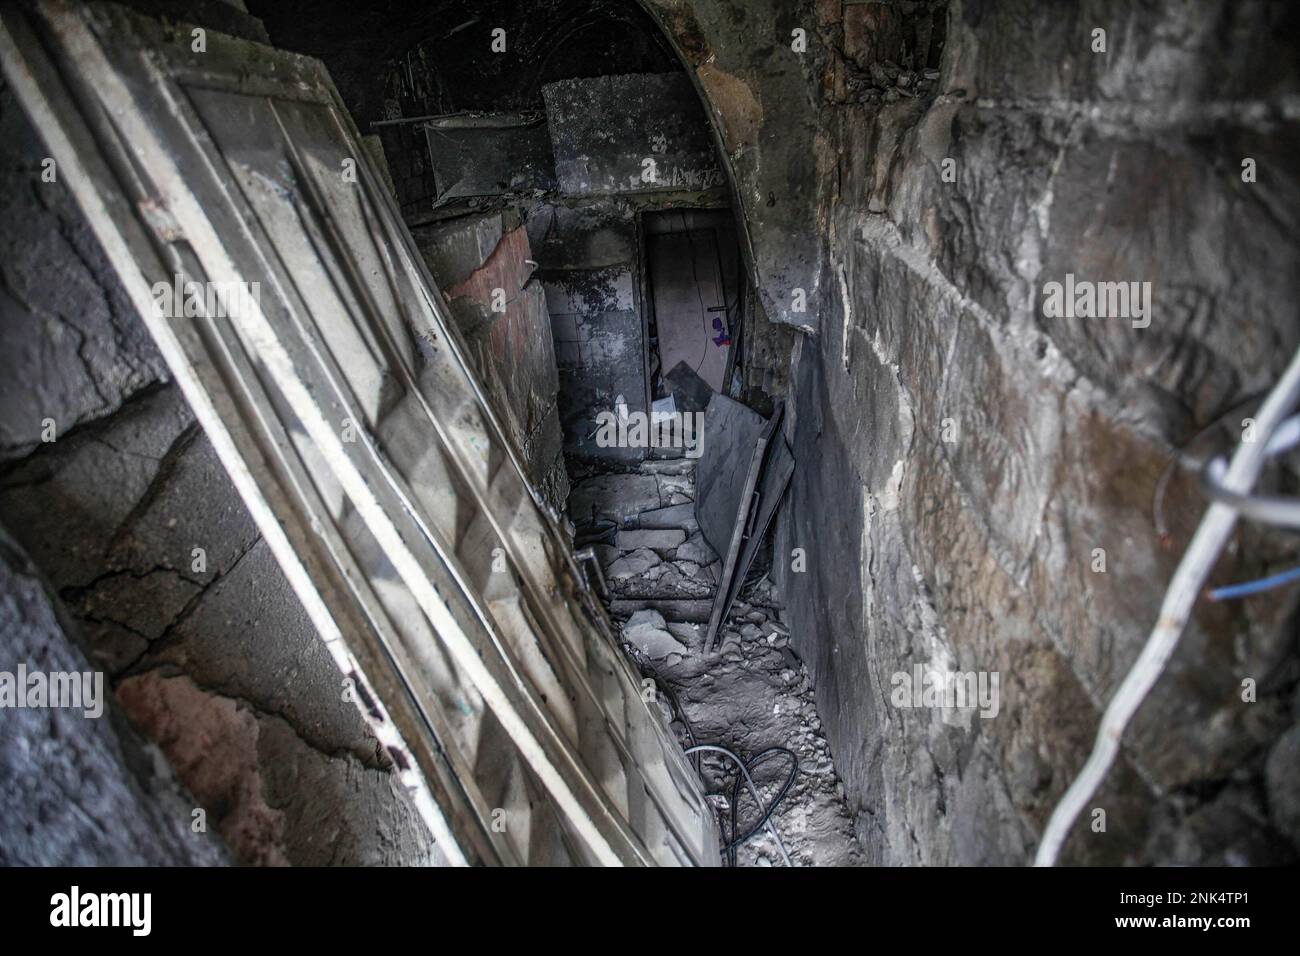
[
  {"x1": 0, "y1": 0, "x2": 717, "y2": 867},
  {"x1": 422, "y1": 112, "x2": 555, "y2": 202}
]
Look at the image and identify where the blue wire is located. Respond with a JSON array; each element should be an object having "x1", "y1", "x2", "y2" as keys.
[{"x1": 1207, "y1": 564, "x2": 1300, "y2": 601}]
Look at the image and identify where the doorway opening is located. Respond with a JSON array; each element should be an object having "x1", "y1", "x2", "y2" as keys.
[{"x1": 641, "y1": 208, "x2": 743, "y2": 409}]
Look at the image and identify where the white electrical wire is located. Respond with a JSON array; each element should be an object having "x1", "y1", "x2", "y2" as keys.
[
  {"x1": 1034, "y1": 342, "x2": 1300, "y2": 867},
  {"x1": 1201, "y1": 457, "x2": 1300, "y2": 529}
]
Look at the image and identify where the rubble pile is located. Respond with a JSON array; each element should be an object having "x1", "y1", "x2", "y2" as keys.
[{"x1": 569, "y1": 458, "x2": 862, "y2": 866}]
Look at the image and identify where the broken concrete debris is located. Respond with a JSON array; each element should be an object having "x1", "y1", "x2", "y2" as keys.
[
  {"x1": 574, "y1": 446, "x2": 858, "y2": 866},
  {"x1": 609, "y1": 599, "x2": 714, "y2": 624},
  {"x1": 636, "y1": 503, "x2": 699, "y2": 533},
  {"x1": 568, "y1": 473, "x2": 662, "y2": 526},
  {"x1": 622, "y1": 609, "x2": 685, "y2": 660},
  {"x1": 614, "y1": 528, "x2": 686, "y2": 553},
  {"x1": 675, "y1": 531, "x2": 717, "y2": 566},
  {"x1": 606, "y1": 548, "x2": 662, "y2": 580}
]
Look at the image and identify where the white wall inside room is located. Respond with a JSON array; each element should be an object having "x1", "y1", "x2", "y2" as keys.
[{"x1": 643, "y1": 209, "x2": 741, "y2": 395}]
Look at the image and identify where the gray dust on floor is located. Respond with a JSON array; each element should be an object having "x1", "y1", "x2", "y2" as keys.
[{"x1": 569, "y1": 456, "x2": 862, "y2": 866}]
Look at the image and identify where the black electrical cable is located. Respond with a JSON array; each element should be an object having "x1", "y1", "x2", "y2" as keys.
[
  {"x1": 685, "y1": 743, "x2": 795, "y2": 866},
  {"x1": 726, "y1": 746, "x2": 798, "y2": 866},
  {"x1": 626, "y1": 647, "x2": 800, "y2": 865}
]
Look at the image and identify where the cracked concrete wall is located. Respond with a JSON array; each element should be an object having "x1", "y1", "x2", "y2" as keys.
[
  {"x1": 0, "y1": 81, "x2": 440, "y2": 866},
  {"x1": 778, "y1": 0, "x2": 1300, "y2": 864},
  {"x1": 0, "y1": 82, "x2": 170, "y2": 463},
  {"x1": 0, "y1": 529, "x2": 230, "y2": 865}
]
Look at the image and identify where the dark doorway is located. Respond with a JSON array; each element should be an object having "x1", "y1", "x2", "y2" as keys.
[{"x1": 642, "y1": 209, "x2": 742, "y2": 399}]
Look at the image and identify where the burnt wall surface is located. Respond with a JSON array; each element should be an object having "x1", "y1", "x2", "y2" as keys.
[
  {"x1": 544, "y1": 73, "x2": 722, "y2": 195},
  {"x1": 529, "y1": 72, "x2": 729, "y2": 467},
  {"x1": 0, "y1": 81, "x2": 439, "y2": 866},
  {"x1": 251, "y1": 0, "x2": 681, "y2": 224},
  {"x1": 414, "y1": 209, "x2": 570, "y2": 507},
  {"x1": 774, "y1": 0, "x2": 1300, "y2": 864},
  {"x1": 528, "y1": 202, "x2": 648, "y2": 466},
  {"x1": 251, "y1": 1, "x2": 743, "y2": 470},
  {"x1": 640, "y1": 0, "x2": 829, "y2": 332},
  {"x1": 252, "y1": 0, "x2": 826, "y2": 329}
]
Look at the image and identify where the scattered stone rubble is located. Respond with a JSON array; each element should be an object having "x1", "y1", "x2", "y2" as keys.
[{"x1": 569, "y1": 457, "x2": 862, "y2": 866}]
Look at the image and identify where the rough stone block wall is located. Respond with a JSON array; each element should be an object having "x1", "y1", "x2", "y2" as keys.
[
  {"x1": 777, "y1": 0, "x2": 1300, "y2": 864},
  {"x1": 629, "y1": 0, "x2": 1300, "y2": 865},
  {"x1": 642, "y1": 0, "x2": 830, "y2": 331}
]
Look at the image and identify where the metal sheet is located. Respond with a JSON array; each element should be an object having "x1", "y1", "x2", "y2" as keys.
[
  {"x1": 718, "y1": 412, "x2": 794, "y2": 629},
  {"x1": 423, "y1": 117, "x2": 555, "y2": 202},
  {"x1": 695, "y1": 394, "x2": 766, "y2": 556},
  {"x1": 694, "y1": 397, "x2": 793, "y2": 649}
]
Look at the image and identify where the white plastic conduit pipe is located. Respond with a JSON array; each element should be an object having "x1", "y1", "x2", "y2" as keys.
[{"x1": 1035, "y1": 341, "x2": 1300, "y2": 867}]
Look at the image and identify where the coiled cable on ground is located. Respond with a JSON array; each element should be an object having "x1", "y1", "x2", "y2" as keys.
[
  {"x1": 629, "y1": 649, "x2": 799, "y2": 865},
  {"x1": 685, "y1": 743, "x2": 795, "y2": 867},
  {"x1": 725, "y1": 745, "x2": 798, "y2": 866}
]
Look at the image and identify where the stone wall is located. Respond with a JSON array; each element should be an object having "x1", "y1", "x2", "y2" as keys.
[{"x1": 776, "y1": 0, "x2": 1300, "y2": 864}]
